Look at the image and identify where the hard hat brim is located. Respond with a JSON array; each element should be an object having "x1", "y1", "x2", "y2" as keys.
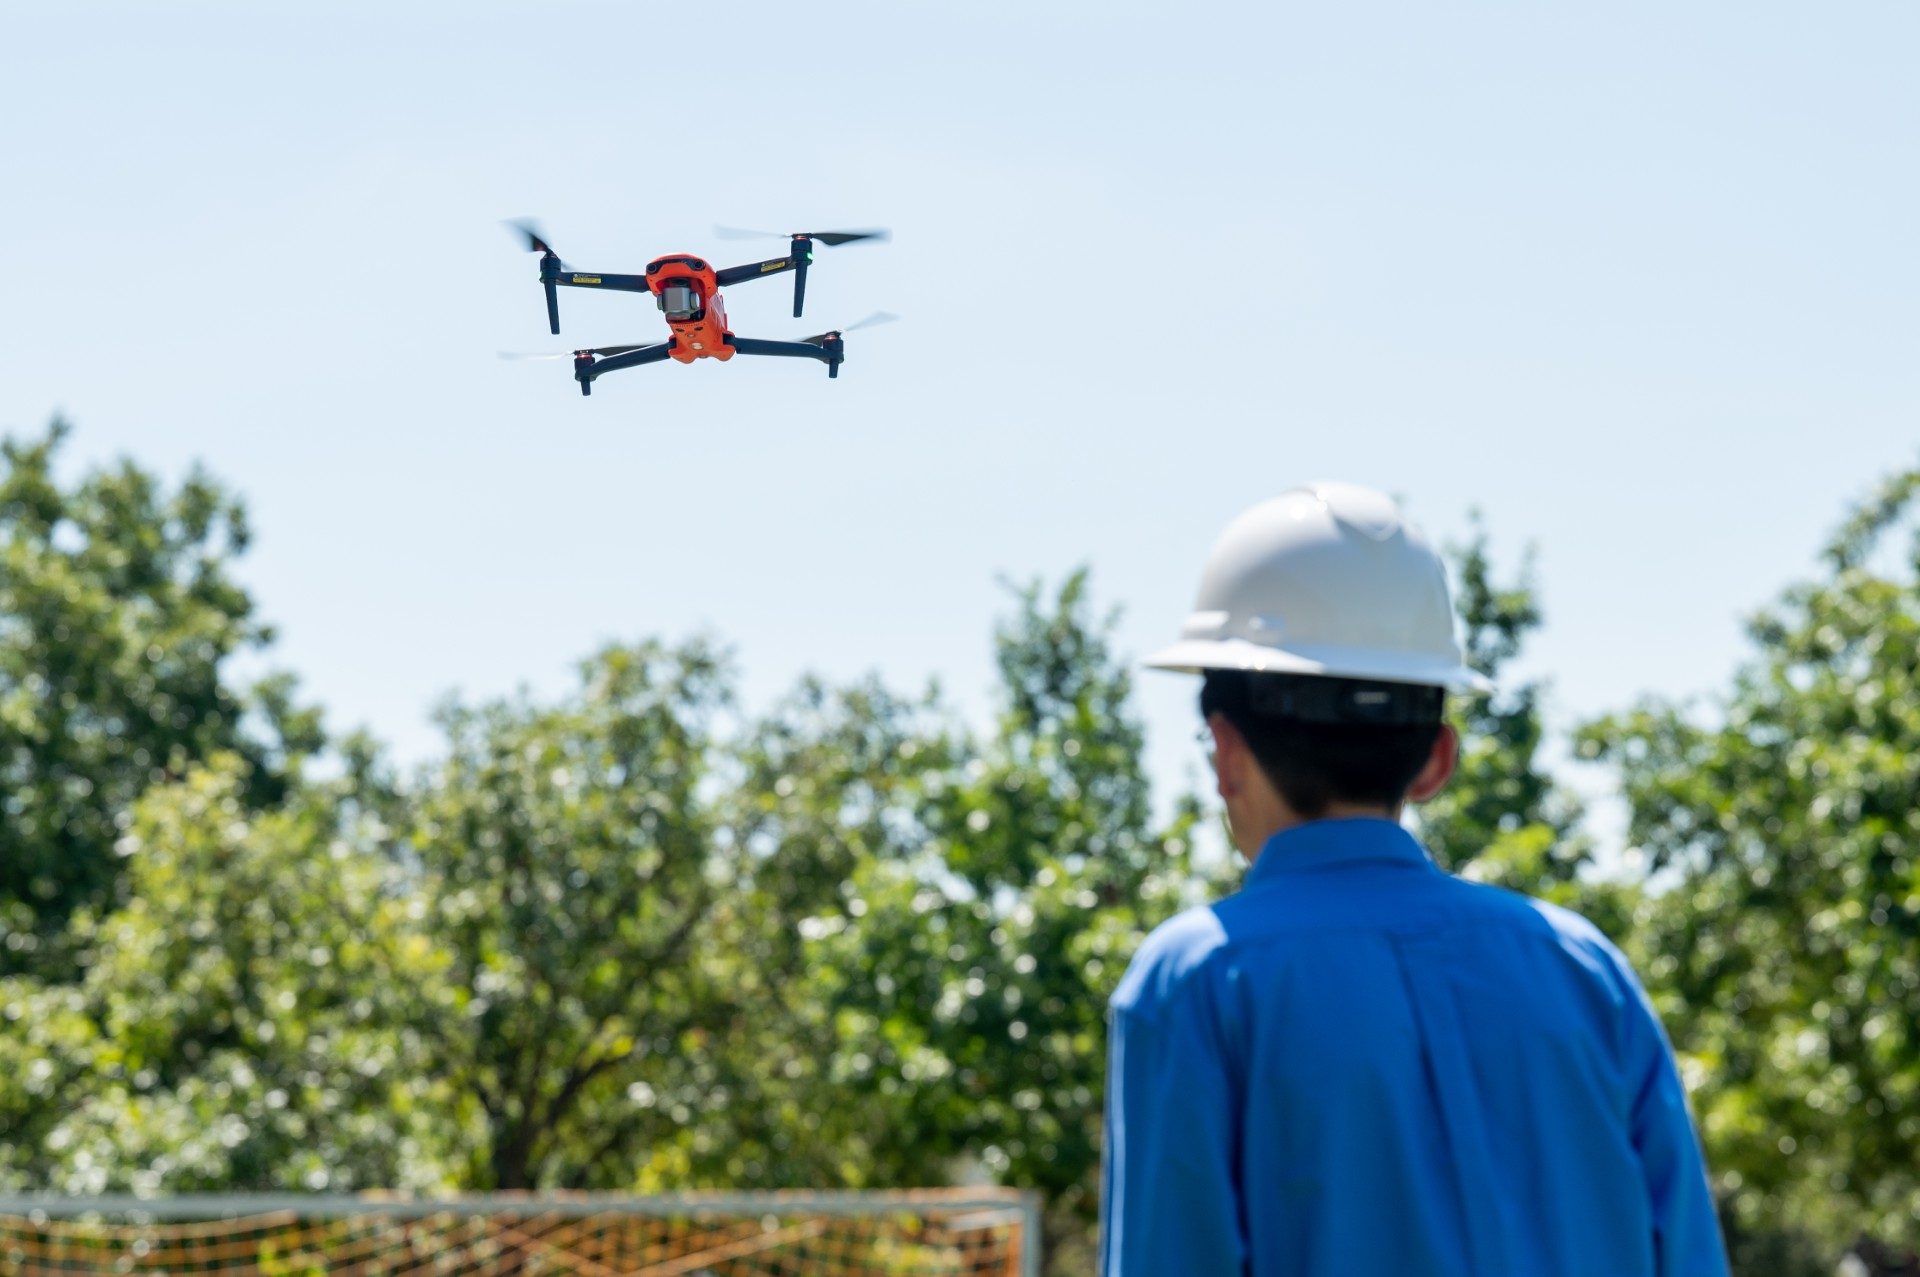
[{"x1": 1142, "y1": 637, "x2": 1495, "y2": 695}]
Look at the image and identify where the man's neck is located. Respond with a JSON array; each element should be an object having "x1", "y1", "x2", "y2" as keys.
[{"x1": 1242, "y1": 802, "x2": 1402, "y2": 865}]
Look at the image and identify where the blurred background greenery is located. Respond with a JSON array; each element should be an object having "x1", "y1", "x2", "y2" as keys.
[{"x1": 3, "y1": 420, "x2": 1917, "y2": 1275}]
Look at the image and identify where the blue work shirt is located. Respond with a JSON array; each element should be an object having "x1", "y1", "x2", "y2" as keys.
[{"x1": 1098, "y1": 818, "x2": 1727, "y2": 1276}]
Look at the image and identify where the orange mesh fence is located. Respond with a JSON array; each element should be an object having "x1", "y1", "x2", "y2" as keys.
[{"x1": 0, "y1": 1190, "x2": 1037, "y2": 1276}]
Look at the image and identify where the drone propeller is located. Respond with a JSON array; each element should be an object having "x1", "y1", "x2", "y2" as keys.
[
  {"x1": 810, "y1": 230, "x2": 890, "y2": 247},
  {"x1": 800, "y1": 311, "x2": 899, "y2": 345},
  {"x1": 500, "y1": 342, "x2": 654, "y2": 362},
  {"x1": 505, "y1": 218, "x2": 561, "y2": 259},
  {"x1": 713, "y1": 225, "x2": 891, "y2": 247},
  {"x1": 715, "y1": 227, "x2": 890, "y2": 317},
  {"x1": 506, "y1": 219, "x2": 569, "y2": 333}
]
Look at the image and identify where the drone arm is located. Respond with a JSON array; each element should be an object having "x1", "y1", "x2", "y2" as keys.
[
  {"x1": 535, "y1": 262, "x2": 655, "y2": 335},
  {"x1": 718, "y1": 237, "x2": 816, "y2": 317},
  {"x1": 715, "y1": 256, "x2": 796, "y2": 287},
  {"x1": 573, "y1": 341, "x2": 676, "y2": 395},
  {"x1": 552, "y1": 270, "x2": 655, "y2": 294},
  {"x1": 727, "y1": 334, "x2": 843, "y2": 379}
]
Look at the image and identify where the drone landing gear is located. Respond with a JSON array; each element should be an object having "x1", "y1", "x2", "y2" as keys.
[{"x1": 567, "y1": 334, "x2": 844, "y2": 393}]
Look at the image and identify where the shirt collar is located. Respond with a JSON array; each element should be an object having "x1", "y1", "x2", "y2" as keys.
[{"x1": 1243, "y1": 816, "x2": 1436, "y2": 888}]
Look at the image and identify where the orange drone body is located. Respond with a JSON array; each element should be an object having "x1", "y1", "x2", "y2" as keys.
[{"x1": 641, "y1": 254, "x2": 735, "y2": 363}]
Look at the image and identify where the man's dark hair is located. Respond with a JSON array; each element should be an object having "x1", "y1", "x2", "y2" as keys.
[{"x1": 1199, "y1": 670, "x2": 1445, "y2": 820}]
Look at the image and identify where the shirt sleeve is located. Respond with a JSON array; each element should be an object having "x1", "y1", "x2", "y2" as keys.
[
  {"x1": 1619, "y1": 967, "x2": 1730, "y2": 1277},
  {"x1": 1098, "y1": 999, "x2": 1246, "y2": 1277}
]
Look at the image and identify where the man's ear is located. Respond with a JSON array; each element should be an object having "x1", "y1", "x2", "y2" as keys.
[
  {"x1": 1208, "y1": 712, "x2": 1246, "y2": 801},
  {"x1": 1405, "y1": 722, "x2": 1458, "y2": 804}
]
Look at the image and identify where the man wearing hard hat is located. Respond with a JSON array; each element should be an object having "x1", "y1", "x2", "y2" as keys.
[{"x1": 1098, "y1": 484, "x2": 1727, "y2": 1275}]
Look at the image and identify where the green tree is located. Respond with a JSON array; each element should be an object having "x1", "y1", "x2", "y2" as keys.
[
  {"x1": 0, "y1": 638, "x2": 862, "y2": 1200},
  {"x1": 404, "y1": 639, "x2": 815, "y2": 1190},
  {"x1": 0, "y1": 758, "x2": 459, "y2": 1193},
  {"x1": 669, "y1": 672, "x2": 948, "y2": 1191},
  {"x1": 0, "y1": 421, "x2": 318, "y2": 973},
  {"x1": 1581, "y1": 466, "x2": 1920, "y2": 1267}
]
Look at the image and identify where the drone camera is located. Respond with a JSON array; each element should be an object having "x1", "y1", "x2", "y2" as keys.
[{"x1": 657, "y1": 282, "x2": 703, "y2": 322}]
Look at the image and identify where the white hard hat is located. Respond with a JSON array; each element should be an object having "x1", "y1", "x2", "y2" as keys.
[{"x1": 1145, "y1": 482, "x2": 1493, "y2": 693}]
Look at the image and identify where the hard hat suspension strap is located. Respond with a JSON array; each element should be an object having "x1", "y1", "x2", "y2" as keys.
[{"x1": 1233, "y1": 672, "x2": 1446, "y2": 726}]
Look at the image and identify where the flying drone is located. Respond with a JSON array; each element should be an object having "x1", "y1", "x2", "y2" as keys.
[{"x1": 505, "y1": 221, "x2": 892, "y2": 395}]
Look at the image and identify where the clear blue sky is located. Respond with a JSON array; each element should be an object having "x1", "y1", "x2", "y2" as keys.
[{"x1": 4, "y1": 1, "x2": 1916, "y2": 848}]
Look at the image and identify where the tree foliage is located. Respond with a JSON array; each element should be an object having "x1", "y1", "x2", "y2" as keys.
[
  {"x1": 403, "y1": 639, "x2": 773, "y2": 1191},
  {"x1": 0, "y1": 421, "x2": 317, "y2": 973},
  {"x1": 0, "y1": 759, "x2": 458, "y2": 1194}
]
